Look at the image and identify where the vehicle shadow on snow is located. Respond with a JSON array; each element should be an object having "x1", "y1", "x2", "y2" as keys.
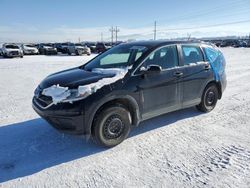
[{"x1": 0, "y1": 107, "x2": 201, "y2": 182}]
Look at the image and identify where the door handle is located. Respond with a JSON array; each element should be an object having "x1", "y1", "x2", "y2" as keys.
[
  {"x1": 204, "y1": 64, "x2": 210, "y2": 70},
  {"x1": 174, "y1": 72, "x2": 183, "y2": 77}
]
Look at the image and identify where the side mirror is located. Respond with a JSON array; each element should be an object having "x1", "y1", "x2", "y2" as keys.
[{"x1": 140, "y1": 64, "x2": 162, "y2": 74}]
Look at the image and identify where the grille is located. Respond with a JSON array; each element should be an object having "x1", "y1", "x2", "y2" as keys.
[
  {"x1": 10, "y1": 51, "x2": 18, "y2": 55},
  {"x1": 36, "y1": 95, "x2": 53, "y2": 107}
]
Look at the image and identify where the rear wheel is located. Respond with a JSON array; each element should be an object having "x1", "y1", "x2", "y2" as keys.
[
  {"x1": 196, "y1": 84, "x2": 219, "y2": 112},
  {"x1": 92, "y1": 105, "x2": 131, "y2": 147},
  {"x1": 67, "y1": 49, "x2": 71, "y2": 55}
]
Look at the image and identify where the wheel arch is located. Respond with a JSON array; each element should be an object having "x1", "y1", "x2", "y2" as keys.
[
  {"x1": 205, "y1": 80, "x2": 222, "y2": 99},
  {"x1": 86, "y1": 95, "x2": 141, "y2": 135}
]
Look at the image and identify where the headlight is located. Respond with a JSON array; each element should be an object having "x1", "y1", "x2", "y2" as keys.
[
  {"x1": 63, "y1": 87, "x2": 92, "y2": 102},
  {"x1": 42, "y1": 85, "x2": 92, "y2": 104}
]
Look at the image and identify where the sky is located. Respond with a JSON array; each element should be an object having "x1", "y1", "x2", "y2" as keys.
[{"x1": 0, "y1": 0, "x2": 250, "y2": 42}]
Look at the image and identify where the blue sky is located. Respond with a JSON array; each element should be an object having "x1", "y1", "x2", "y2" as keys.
[{"x1": 0, "y1": 0, "x2": 250, "y2": 42}]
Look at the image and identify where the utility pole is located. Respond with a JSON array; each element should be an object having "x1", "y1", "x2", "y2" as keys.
[
  {"x1": 115, "y1": 26, "x2": 120, "y2": 43},
  {"x1": 101, "y1": 32, "x2": 103, "y2": 42},
  {"x1": 153, "y1": 21, "x2": 157, "y2": 40},
  {"x1": 109, "y1": 26, "x2": 115, "y2": 45},
  {"x1": 78, "y1": 37, "x2": 80, "y2": 43}
]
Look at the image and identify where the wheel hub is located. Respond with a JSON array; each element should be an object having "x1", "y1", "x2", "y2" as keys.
[
  {"x1": 103, "y1": 115, "x2": 124, "y2": 139},
  {"x1": 206, "y1": 90, "x2": 215, "y2": 105}
]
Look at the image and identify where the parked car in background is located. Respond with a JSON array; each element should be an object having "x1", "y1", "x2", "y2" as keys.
[
  {"x1": 233, "y1": 40, "x2": 247, "y2": 48},
  {"x1": 21, "y1": 44, "x2": 39, "y2": 55},
  {"x1": 220, "y1": 40, "x2": 237, "y2": 47},
  {"x1": 66, "y1": 43, "x2": 91, "y2": 55},
  {"x1": 2, "y1": 43, "x2": 23, "y2": 58},
  {"x1": 0, "y1": 48, "x2": 2, "y2": 56},
  {"x1": 247, "y1": 40, "x2": 250, "y2": 47},
  {"x1": 85, "y1": 42, "x2": 96, "y2": 53},
  {"x1": 53, "y1": 42, "x2": 69, "y2": 54},
  {"x1": 38, "y1": 43, "x2": 57, "y2": 55},
  {"x1": 32, "y1": 41, "x2": 227, "y2": 147},
  {"x1": 95, "y1": 42, "x2": 112, "y2": 53}
]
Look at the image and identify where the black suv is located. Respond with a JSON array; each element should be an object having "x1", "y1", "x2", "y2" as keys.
[
  {"x1": 38, "y1": 43, "x2": 57, "y2": 55},
  {"x1": 95, "y1": 42, "x2": 112, "y2": 53},
  {"x1": 32, "y1": 41, "x2": 227, "y2": 147}
]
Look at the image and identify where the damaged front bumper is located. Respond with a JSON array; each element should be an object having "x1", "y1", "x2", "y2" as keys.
[{"x1": 32, "y1": 97, "x2": 86, "y2": 134}]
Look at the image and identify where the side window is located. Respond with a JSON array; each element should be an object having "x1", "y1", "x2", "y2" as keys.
[
  {"x1": 143, "y1": 45, "x2": 178, "y2": 69},
  {"x1": 182, "y1": 45, "x2": 204, "y2": 65}
]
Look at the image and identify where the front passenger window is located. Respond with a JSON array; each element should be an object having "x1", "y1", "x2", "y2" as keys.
[{"x1": 143, "y1": 45, "x2": 178, "y2": 69}]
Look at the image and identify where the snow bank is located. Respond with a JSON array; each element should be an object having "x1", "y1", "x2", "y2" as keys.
[{"x1": 42, "y1": 67, "x2": 128, "y2": 104}]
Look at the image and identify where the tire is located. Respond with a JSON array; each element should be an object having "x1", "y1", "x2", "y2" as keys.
[
  {"x1": 75, "y1": 50, "x2": 79, "y2": 56},
  {"x1": 196, "y1": 84, "x2": 219, "y2": 112},
  {"x1": 92, "y1": 105, "x2": 131, "y2": 147}
]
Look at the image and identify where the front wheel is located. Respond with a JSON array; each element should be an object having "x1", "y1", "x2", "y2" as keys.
[
  {"x1": 196, "y1": 84, "x2": 219, "y2": 112},
  {"x1": 92, "y1": 105, "x2": 131, "y2": 147}
]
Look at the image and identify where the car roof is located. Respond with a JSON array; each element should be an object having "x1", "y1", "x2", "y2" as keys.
[
  {"x1": 4, "y1": 43, "x2": 18, "y2": 45},
  {"x1": 125, "y1": 40, "x2": 203, "y2": 48}
]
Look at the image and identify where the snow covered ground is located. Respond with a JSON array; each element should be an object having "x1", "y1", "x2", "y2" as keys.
[{"x1": 0, "y1": 49, "x2": 250, "y2": 187}]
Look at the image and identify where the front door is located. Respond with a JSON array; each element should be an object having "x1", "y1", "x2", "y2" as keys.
[{"x1": 134, "y1": 45, "x2": 182, "y2": 120}]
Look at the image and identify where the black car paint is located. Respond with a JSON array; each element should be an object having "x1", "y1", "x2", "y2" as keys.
[
  {"x1": 39, "y1": 67, "x2": 114, "y2": 89},
  {"x1": 32, "y1": 41, "x2": 226, "y2": 135}
]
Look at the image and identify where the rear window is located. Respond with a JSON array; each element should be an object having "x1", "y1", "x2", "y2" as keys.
[{"x1": 5, "y1": 45, "x2": 19, "y2": 49}]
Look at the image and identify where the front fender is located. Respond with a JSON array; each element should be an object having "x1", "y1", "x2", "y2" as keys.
[{"x1": 84, "y1": 91, "x2": 140, "y2": 135}]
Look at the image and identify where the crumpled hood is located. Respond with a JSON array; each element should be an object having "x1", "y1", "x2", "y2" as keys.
[{"x1": 40, "y1": 67, "x2": 114, "y2": 89}]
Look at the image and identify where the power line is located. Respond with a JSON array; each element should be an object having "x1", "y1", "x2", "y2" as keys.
[
  {"x1": 118, "y1": 19, "x2": 250, "y2": 39},
  {"x1": 157, "y1": 19, "x2": 250, "y2": 32},
  {"x1": 127, "y1": 0, "x2": 249, "y2": 28},
  {"x1": 159, "y1": 0, "x2": 249, "y2": 24}
]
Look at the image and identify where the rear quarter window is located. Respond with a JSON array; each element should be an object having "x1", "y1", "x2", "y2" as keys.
[
  {"x1": 204, "y1": 47, "x2": 219, "y2": 62},
  {"x1": 204, "y1": 46, "x2": 226, "y2": 74}
]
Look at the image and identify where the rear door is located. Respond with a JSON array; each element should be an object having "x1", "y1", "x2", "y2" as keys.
[
  {"x1": 133, "y1": 45, "x2": 182, "y2": 119},
  {"x1": 179, "y1": 45, "x2": 213, "y2": 107}
]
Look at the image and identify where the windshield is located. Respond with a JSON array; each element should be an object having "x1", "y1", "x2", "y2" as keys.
[
  {"x1": 43, "y1": 44, "x2": 52, "y2": 47},
  {"x1": 75, "y1": 43, "x2": 83, "y2": 47},
  {"x1": 84, "y1": 44, "x2": 147, "y2": 70},
  {"x1": 24, "y1": 44, "x2": 35, "y2": 48},
  {"x1": 87, "y1": 43, "x2": 95, "y2": 46},
  {"x1": 5, "y1": 45, "x2": 19, "y2": 49}
]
